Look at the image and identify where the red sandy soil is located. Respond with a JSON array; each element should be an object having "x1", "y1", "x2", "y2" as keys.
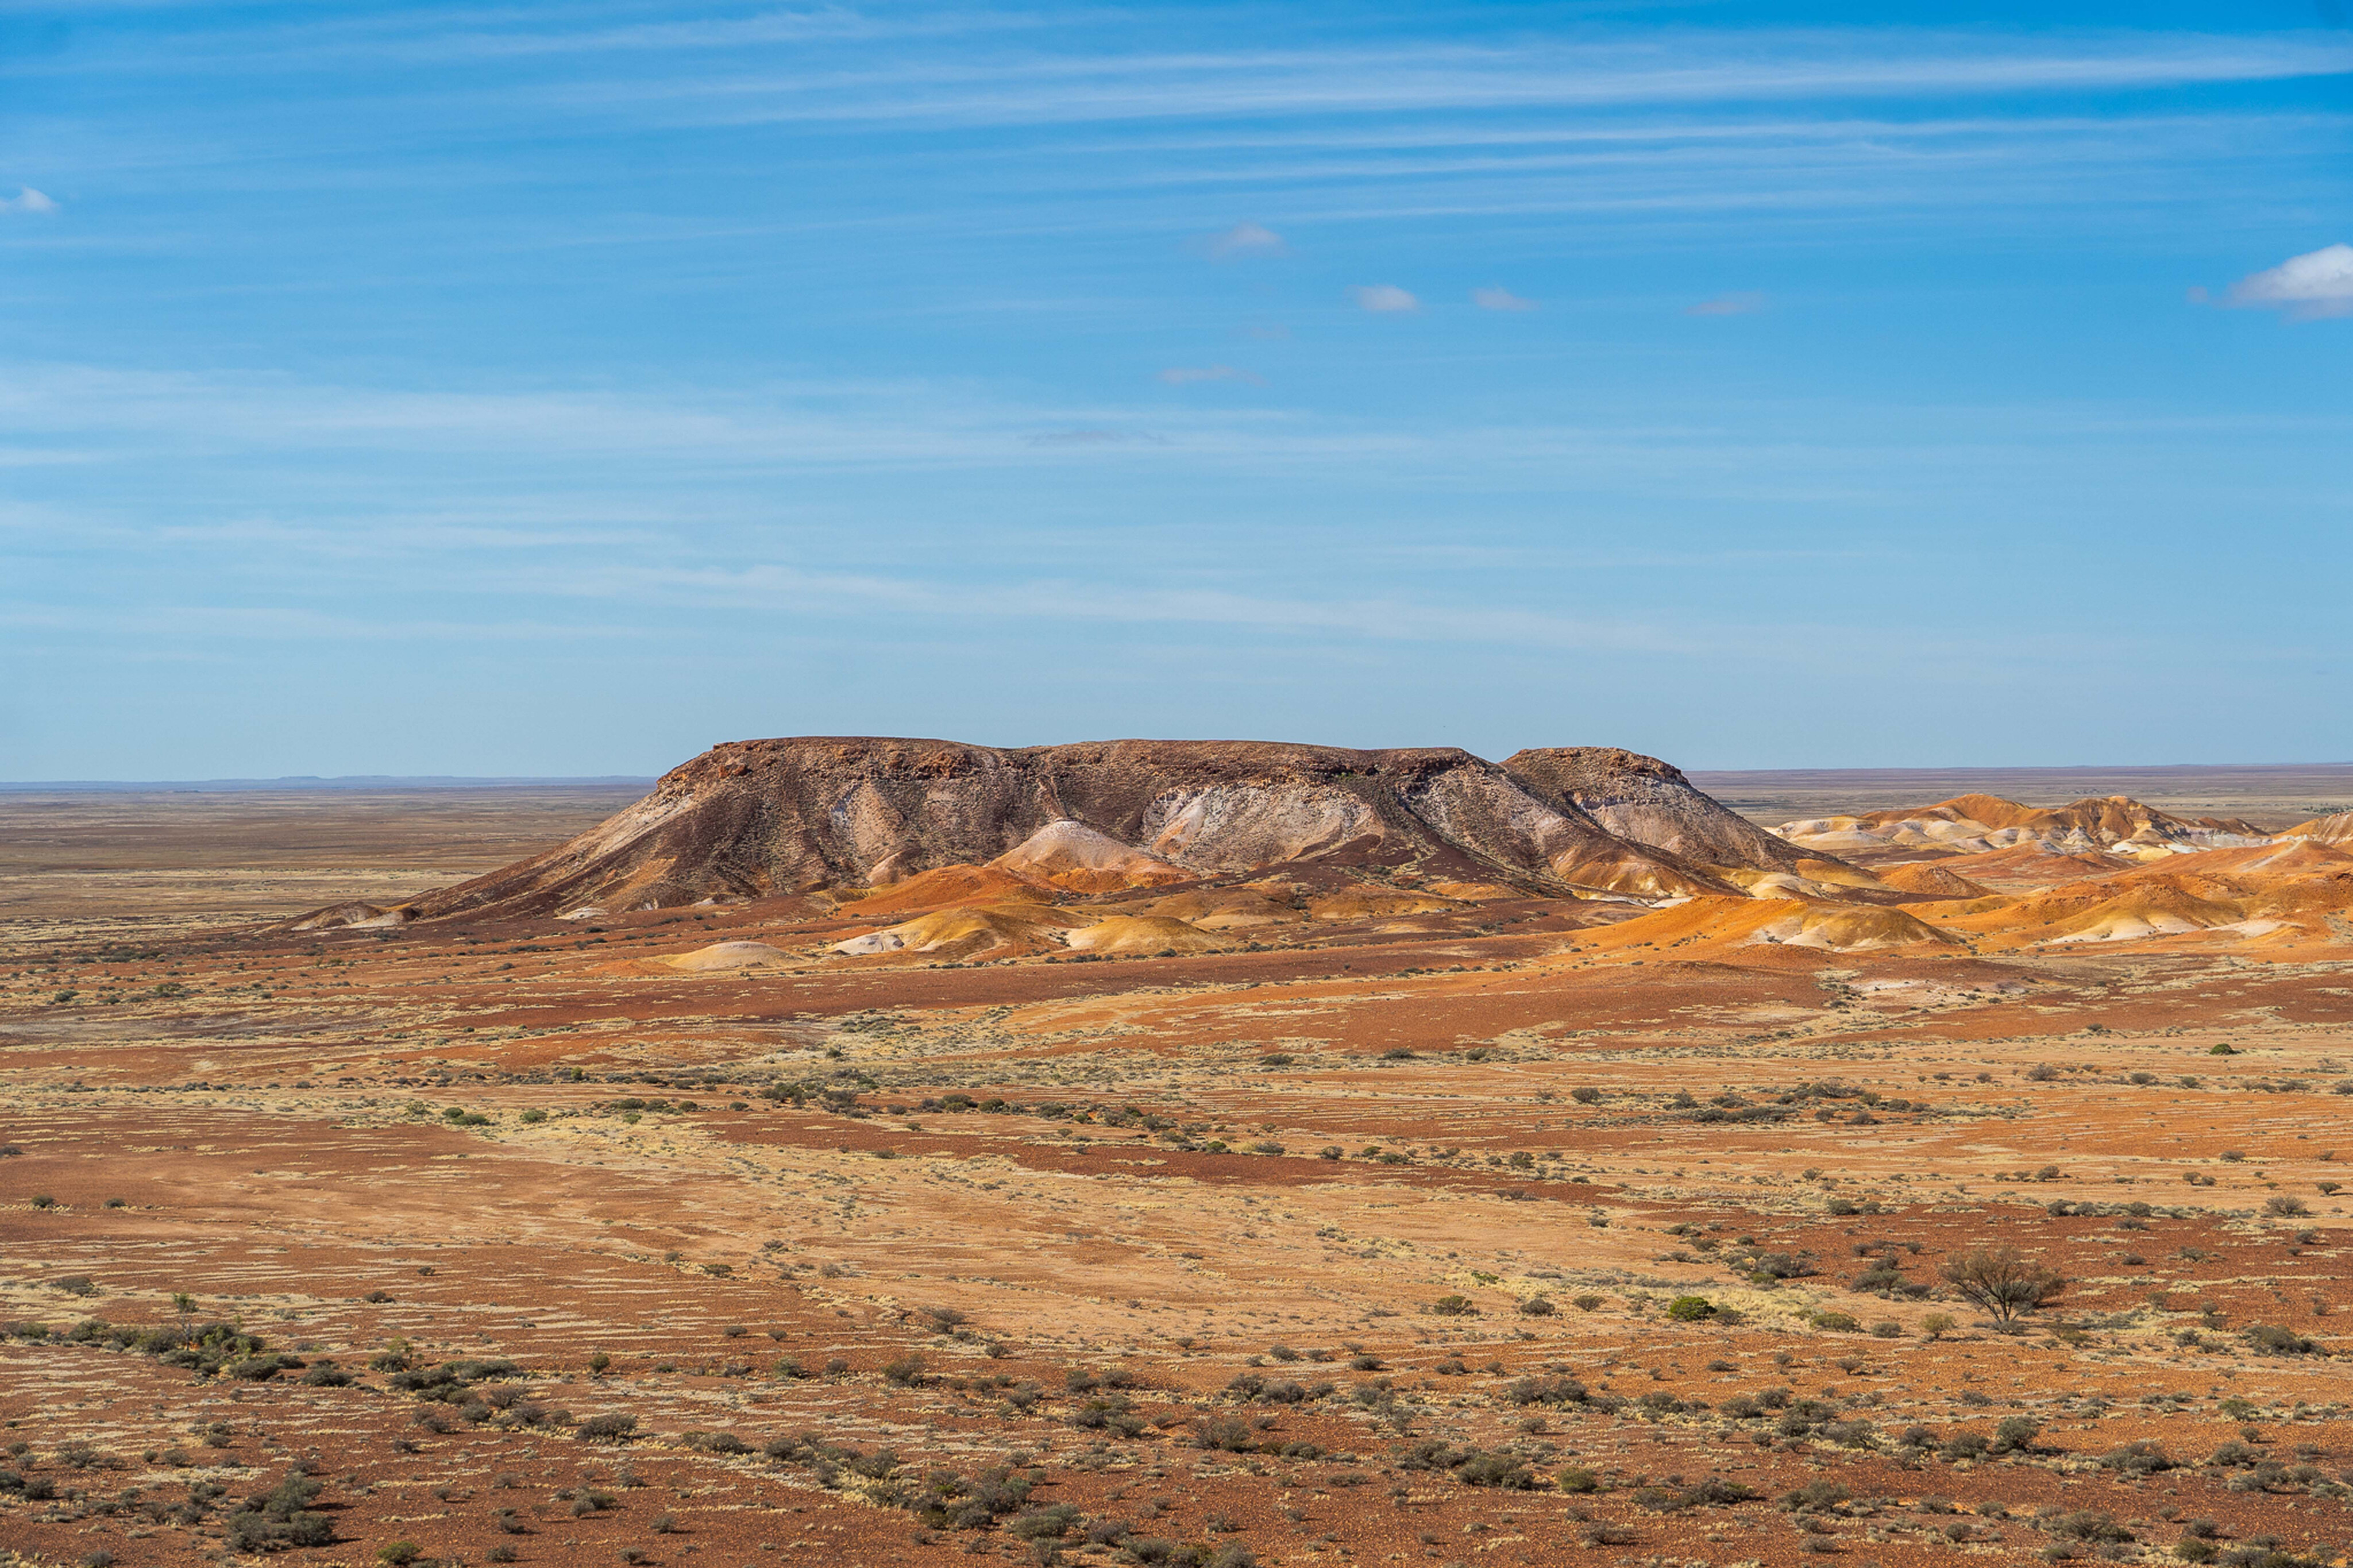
[{"x1": 4, "y1": 818, "x2": 2353, "y2": 1568}]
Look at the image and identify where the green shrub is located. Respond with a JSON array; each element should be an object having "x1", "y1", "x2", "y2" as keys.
[
  {"x1": 574, "y1": 1412, "x2": 638, "y2": 1443},
  {"x1": 1012, "y1": 1504, "x2": 1082, "y2": 1540},
  {"x1": 222, "y1": 1473, "x2": 334, "y2": 1550},
  {"x1": 1666, "y1": 1296, "x2": 1715, "y2": 1322},
  {"x1": 1639, "y1": 1476, "x2": 1756, "y2": 1510},
  {"x1": 2048, "y1": 1511, "x2": 2131, "y2": 1543},
  {"x1": 1452, "y1": 1450, "x2": 1536, "y2": 1489},
  {"x1": 1781, "y1": 1480, "x2": 1851, "y2": 1513},
  {"x1": 2244, "y1": 1323, "x2": 2317, "y2": 1355},
  {"x1": 1939, "y1": 1245, "x2": 2066, "y2": 1322},
  {"x1": 1992, "y1": 1416, "x2": 2041, "y2": 1453},
  {"x1": 1505, "y1": 1375, "x2": 1588, "y2": 1407},
  {"x1": 2099, "y1": 1440, "x2": 2173, "y2": 1475}
]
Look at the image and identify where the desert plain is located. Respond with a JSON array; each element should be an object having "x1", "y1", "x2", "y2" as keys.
[{"x1": 4, "y1": 741, "x2": 2353, "y2": 1568}]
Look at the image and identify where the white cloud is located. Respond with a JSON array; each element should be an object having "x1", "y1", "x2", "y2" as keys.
[
  {"x1": 1472, "y1": 285, "x2": 1537, "y2": 311},
  {"x1": 1156, "y1": 364, "x2": 1262, "y2": 385},
  {"x1": 0, "y1": 188, "x2": 58, "y2": 215},
  {"x1": 1351, "y1": 284, "x2": 1420, "y2": 313},
  {"x1": 1687, "y1": 291, "x2": 1765, "y2": 316},
  {"x1": 2225, "y1": 243, "x2": 2353, "y2": 320},
  {"x1": 1201, "y1": 220, "x2": 1286, "y2": 258}
]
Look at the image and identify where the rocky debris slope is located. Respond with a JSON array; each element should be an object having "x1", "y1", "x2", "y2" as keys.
[{"x1": 345, "y1": 736, "x2": 1796, "y2": 924}]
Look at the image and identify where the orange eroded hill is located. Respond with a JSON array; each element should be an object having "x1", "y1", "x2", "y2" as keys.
[
  {"x1": 836, "y1": 863, "x2": 1057, "y2": 916},
  {"x1": 1872, "y1": 861, "x2": 1996, "y2": 899},
  {"x1": 1575, "y1": 894, "x2": 1957, "y2": 956}
]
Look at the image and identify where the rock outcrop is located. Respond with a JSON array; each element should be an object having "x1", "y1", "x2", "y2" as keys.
[{"x1": 1500, "y1": 747, "x2": 1829, "y2": 874}]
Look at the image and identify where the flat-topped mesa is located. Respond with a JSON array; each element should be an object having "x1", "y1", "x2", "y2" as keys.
[{"x1": 370, "y1": 735, "x2": 1756, "y2": 924}]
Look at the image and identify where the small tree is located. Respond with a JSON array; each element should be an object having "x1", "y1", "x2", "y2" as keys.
[{"x1": 1939, "y1": 1246, "x2": 2064, "y2": 1322}]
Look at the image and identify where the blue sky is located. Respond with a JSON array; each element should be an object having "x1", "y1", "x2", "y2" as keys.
[{"x1": 3, "y1": 1, "x2": 2349, "y2": 778}]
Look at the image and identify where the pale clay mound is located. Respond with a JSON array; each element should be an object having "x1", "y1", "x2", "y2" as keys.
[
  {"x1": 1717, "y1": 866, "x2": 1889, "y2": 902},
  {"x1": 1128, "y1": 887, "x2": 1303, "y2": 929},
  {"x1": 1927, "y1": 854, "x2": 2353, "y2": 949},
  {"x1": 989, "y1": 819, "x2": 1192, "y2": 893},
  {"x1": 288, "y1": 901, "x2": 415, "y2": 931},
  {"x1": 1754, "y1": 903, "x2": 1958, "y2": 951},
  {"x1": 1582, "y1": 895, "x2": 1954, "y2": 955},
  {"x1": 1060, "y1": 914, "x2": 1229, "y2": 956},
  {"x1": 832, "y1": 905, "x2": 1089, "y2": 958},
  {"x1": 1305, "y1": 887, "x2": 1469, "y2": 921},
  {"x1": 838, "y1": 864, "x2": 1056, "y2": 917},
  {"x1": 1869, "y1": 861, "x2": 1995, "y2": 900},
  {"x1": 662, "y1": 940, "x2": 796, "y2": 971}
]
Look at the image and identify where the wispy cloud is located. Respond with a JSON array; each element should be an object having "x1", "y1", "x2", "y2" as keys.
[
  {"x1": 1198, "y1": 220, "x2": 1285, "y2": 258},
  {"x1": 534, "y1": 559, "x2": 1694, "y2": 655},
  {"x1": 1024, "y1": 426, "x2": 1164, "y2": 445},
  {"x1": 1687, "y1": 291, "x2": 1765, "y2": 316},
  {"x1": 0, "y1": 188, "x2": 59, "y2": 215},
  {"x1": 0, "y1": 601, "x2": 631, "y2": 644},
  {"x1": 628, "y1": 34, "x2": 2353, "y2": 133},
  {"x1": 1156, "y1": 364, "x2": 1262, "y2": 385},
  {"x1": 1351, "y1": 284, "x2": 1419, "y2": 313},
  {"x1": 1472, "y1": 285, "x2": 1537, "y2": 311},
  {"x1": 2224, "y1": 242, "x2": 2353, "y2": 320}
]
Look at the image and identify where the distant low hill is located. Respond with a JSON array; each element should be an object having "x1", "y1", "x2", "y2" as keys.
[
  {"x1": 1773, "y1": 793, "x2": 2272, "y2": 861},
  {"x1": 0, "y1": 776, "x2": 653, "y2": 793}
]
